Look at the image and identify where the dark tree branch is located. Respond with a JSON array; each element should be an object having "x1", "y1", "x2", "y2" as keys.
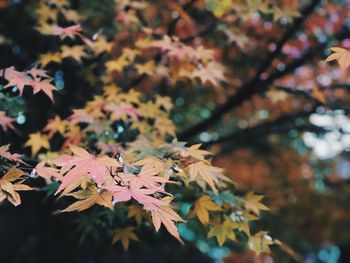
[
  {"x1": 275, "y1": 83, "x2": 350, "y2": 103},
  {"x1": 275, "y1": 86, "x2": 321, "y2": 103},
  {"x1": 180, "y1": 12, "x2": 217, "y2": 42},
  {"x1": 177, "y1": 0, "x2": 322, "y2": 141}
]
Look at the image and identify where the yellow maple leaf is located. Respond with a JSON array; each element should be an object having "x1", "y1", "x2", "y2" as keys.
[
  {"x1": 133, "y1": 156, "x2": 165, "y2": 174},
  {"x1": 188, "y1": 162, "x2": 224, "y2": 191},
  {"x1": 273, "y1": 6, "x2": 300, "y2": 23},
  {"x1": 61, "y1": 185, "x2": 113, "y2": 212},
  {"x1": 187, "y1": 144, "x2": 211, "y2": 162},
  {"x1": 112, "y1": 227, "x2": 139, "y2": 250},
  {"x1": 135, "y1": 60, "x2": 155, "y2": 75},
  {"x1": 192, "y1": 195, "x2": 222, "y2": 224},
  {"x1": 25, "y1": 133, "x2": 50, "y2": 156},
  {"x1": 40, "y1": 52, "x2": 62, "y2": 67},
  {"x1": 0, "y1": 167, "x2": 32, "y2": 206},
  {"x1": 92, "y1": 36, "x2": 114, "y2": 54},
  {"x1": 61, "y1": 45, "x2": 88, "y2": 62},
  {"x1": 249, "y1": 231, "x2": 274, "y2": 254},
  {"x1": 105, "y1": 48, "x2": 140, "y2": 72},
  {"x1": 208, "y1": 218, "x2": 237, "y2": 246},
  {"x1": 325, "y1": 47, "x2": 350, "y2": 70},
  {"x1": 244, "y1": 192, "x2": 269, "y2": 216},
  {"x1": 155, "y1": 95, "x2": 173, "y2": 112},
  {"x1": 154, "y1": 117, "x2": 176, "y2": 137},
  {"x1": 127, "y1": 205, "x2": 146, "y2": 226},
  {"x1": 44, "y1": 116, "x2": 69, "y2": 137},
  {"x1": 61, "y1": 9, "x2": 82, "y2": 22}
]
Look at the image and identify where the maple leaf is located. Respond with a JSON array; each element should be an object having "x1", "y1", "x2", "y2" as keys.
[
  {"x1": 150, "y1": 197, "x2": 185, "y2": 243},
  {"x1": 249, "y1": 231, "x2": 274, "y2": 254},
  {"x1": 25, "y1": 133, "x2": 50, "y2": 156},
  {"x1": 53, "y1": 145, "x2": 120, "y2": 193},
  {"x1": 123, "y1": 164, "x2": 169, "y2": 190},
  {"x1": 171, "y1": 141, "x2": 212, "y2": 162},
  {"x1": 26, "y1": 68, "x2": 50, "y2": 79},
  {"x1": 104, "y1": 102, "x2": 140, "y2": 121},
  {"x1": 55, "y1": 24, "x2": 83, "y2": 39},
  {"x1": 32, "y1": 79, "x2": 57, "y2": 101},
  {"x1": 133, "y1": 157, "x2": 165, "y2": 174},
  {"x1": 155, "y1": 95, "x2": 173, "y2": 112},
  {"x1": 0, "y1": 167, "x2": 32, "y2": 206},
  {"x1": 44, "y1": 116, "x2": 68, "y2": 137},
  {"x1": 0, "y1": 111, "x2": 15, "y2": 131},
  {"x1": 61, "y1": 126, "x2": 83, "y2": 149},
  {"x1": 188, "y1": 162, "x2": 224, "y2": 192},
  {"x1": 192, "y1": 195, "x2": 222, "y2": 225},
  {"x1": 68, "y1": 109, "x2": 94, "y2": 124},
  {"x1": 105, "y1": 48, "x2": 140, "y2": 72},
  {"x1": 34, "y1": 161, "x2": 62, "y2": 181},
  {"x1": 128, "y1": 205, "x2": 146, "y2": 225},
  {"x1": 61, "y1": 185, "x2": 113, "y2": 212},
  {"x1": 135, "y1": 60, "x2": 155, "y2": 75},
  {"x1": 2, "y1": 67, "x2": 33, "y2": 95},
  {"x1": 105, "y1": 181, "x2": 166, "y2": 210},
  {"x1": 39, "y1": 52, "x2": 62, "y2": 67},
  {"x1": 112, "y1": 227, "x2": 139, "y2": 250},
  {"x1": 61, "y1": 45, "x2": 88, "y2": 62},
  {"x1": 92, "y1": 36, "x2": 114, "y2": 54},
  {"x1": 0, "y1": 145, "x2": 23, "y2": 163},
  {"x1": 193, "y1": 61, "x2": 226, "y2": 86},
  {"x1": 273, "y1": 6, "x2": 300, "y2": 23},
  {"x1": 244, "y1": 192, "x2": 269, "y2": 216},
  {"x1": 325, "y1": 47, "x2": 350, "y2": 70},
  {"x1": 61, "y1": 9, "x2": 82, "y2": 22},
  {"x1": 2, "y1": 67, "x2": 58, "y2": 100},
  {"x1": 208, "y1": 218, "x2": 237, "y2": 246},
  {"x1": 154, "y1": 117, "x2": 176, "y2": 137}
]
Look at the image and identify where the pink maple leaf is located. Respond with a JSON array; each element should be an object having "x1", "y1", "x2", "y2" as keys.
[
  {"x1": 0, "y1": 144, "x2": 25, "y2": 164},
  {"x1": 32, "y1": 79, "x2": 57, "y2": 101},
  {"x1": 123, "y1": 165, "x2": 170, "y2": 192},
  {"x1": 55, "y1": 24, "x2": 83, "y2": 38},
  {"x1": 35, "y1": 161, "x2": 63, "y2": 181},
  {"x1": 2, "y1": 67, "x2": 33, "y2": 95},
  {"x1": 105, "y1": 181, "x2": 166, "y2": 210},
  {"x1": 52, "y1": 146, "x2": 121, "y2": 193},
  {"x1": 0, "y1": 111, "x2": 15, "y2": 131},
  {"x1": 27, "y1": 68, "x2": 50, "y2": 80},
  {"x1": 1, "y1": 67, "x2": 57, "y2": 100}
]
